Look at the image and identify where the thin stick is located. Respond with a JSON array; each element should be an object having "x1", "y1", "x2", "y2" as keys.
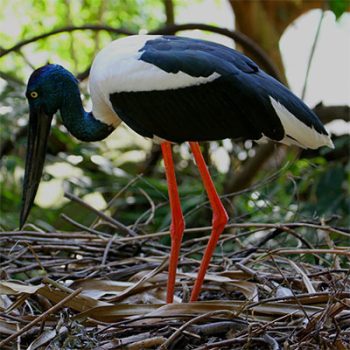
[
  {"x1": 276, "y1": 249, "x2": 350, "y2": 257},
  {"x1": 60, "y1": 213, "x2": 110, "y2": 236},
  {"x1": 101, "y1": 235, "x2": 116, "y2": 265},
  {"x1": 159, "y1": 310, "x2": 236, "y2": 349},
  {"x1": 248, "y1": 291, "x2": 350, "y2": 308},
  {"x1": 0, "y1": 288, "x2": 82, "y2": 347},
  {"x1": 127, "y1": 336, "x2": 167, "y2": 350},
  {"x1": 132, "y1": 188, "x2": 156, "y2": 228},
  {"x1": 301, "y1": 10, "x2": 325, "y2": 100},
  {"x1": 90, "y1": 175, "x2": 142, "y2": 228},
  {"x1": 42, "y1": 277, "x2": 75, "y2": 293},
  {"x1": 0, "y1": 231, "x2": 97, "y2": 239},
  {"x1": 64, "y1": 191, "x2": 137, "y2": 236}
]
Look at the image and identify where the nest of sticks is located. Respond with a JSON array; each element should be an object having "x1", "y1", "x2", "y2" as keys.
[{"x1": 1, "y1": 193, "x2": 349, "y2": 349}]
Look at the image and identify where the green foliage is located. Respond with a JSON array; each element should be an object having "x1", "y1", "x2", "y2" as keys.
[
  {"x1": 0, "y1": 0, "x2": 166, "y2": 79},
  {"x1": 329, "y1": 0, "x2": 350, "y2": 20}
]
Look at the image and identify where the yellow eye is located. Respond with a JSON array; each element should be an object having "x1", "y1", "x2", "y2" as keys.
[{"x1": 30, "y1": 91, "x2": 38, "y2": 98}]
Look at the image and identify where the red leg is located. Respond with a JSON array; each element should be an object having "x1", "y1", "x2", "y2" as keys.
[
  {"x1": 189, "y1": 142, "x2": 228, "y2": 302},
  {"x1": 161, "y1": 142, "x2": 185, "y2": 303}
]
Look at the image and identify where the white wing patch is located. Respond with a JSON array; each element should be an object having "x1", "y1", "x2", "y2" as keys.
[
  {"x1": 89, "y1": 35, "x2": 220, "y2": 125},
  {"x1": 269, "y1": 96, "x2": 334, "y2": 149}
]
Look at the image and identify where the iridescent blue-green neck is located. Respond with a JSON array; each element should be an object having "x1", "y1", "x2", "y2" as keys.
[{"x1": 60, "y1": 77, "x2": 114, "y2": 142}]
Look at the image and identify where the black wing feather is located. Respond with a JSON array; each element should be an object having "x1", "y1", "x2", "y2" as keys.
[{"x1": 109, "y1": 35, "x2": 327, "y2": 143}]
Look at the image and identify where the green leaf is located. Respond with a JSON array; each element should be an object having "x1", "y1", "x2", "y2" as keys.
[{"x1": 329, "y1": 0, "x2": 350, "y2": 20}]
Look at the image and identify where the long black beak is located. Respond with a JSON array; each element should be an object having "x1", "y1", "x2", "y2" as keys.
[{"x1": 20, "y1": 108, "x2": 53, "y2": 228}]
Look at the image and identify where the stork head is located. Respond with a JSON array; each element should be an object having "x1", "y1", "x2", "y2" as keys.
[{"x1": 20, "y1": 64, "x2": 72, "y2": 227}]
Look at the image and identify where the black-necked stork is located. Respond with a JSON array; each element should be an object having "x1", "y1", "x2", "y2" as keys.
[{"x1": 21, "y1": 35, "x2": 333, "y2": 303}]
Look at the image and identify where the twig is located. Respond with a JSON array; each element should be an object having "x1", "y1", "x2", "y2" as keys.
[
  {"x1": 6, "y1": 258, "x2": 96, "y2": 274},
  {"x1": 96, "y1": 314, "x2": 201, "y2": 335},
  {"x1": 0, "y1": 25, "x2": 132, "y2": 58},
  {"x1": 108, "y1": 258, "x2": 169, "y2": 302},
  {"x1": 101, "y1": 235, "x2": 116, "y2": 266},
  {"x1": 60, "y1": 213, "x2": 111, "y2": 236},
  {"x1": 301, "y1": 10, "x2": 325, "y2": 100},
  {"x1": 0, "y1": 288, "x2": 82, "y2": 347},
  {"x1": 192, "y1": 336, "x2": 269, "y2": 350},
  {"x1": 42, "y1": 277, "x2": 75, "y2": 293},
  {"x1": 126, "y1": 336, "x2": 167, "y2": 350},
  {"x1": 64, "y1": 191, "x2": 137, "y2": 236},
  {"x1": 0, "y1": 231, "x2": 98, "y2": 239},
  {"x1": 276, "y1": 248, "x2": 350, "y2": 257},
  {"x1": 90, "y1": 175, "x2": 142, "y2": 228},
  {"x1": 248, "y1": 291, "x2": 350, "y2": 308},
  {"x1": 284, "y1": 258, "x2": 316, "y2": 294},
  {"x1": 263, "y1": 334, "x2": 280, "y2": 350},
  {"x1": 132, "y1": 188, "x2": 156, "y2": 228},
  {"x1": 159, "y1": 310, "x2": 237, "y2": 349},
  {"x1": 269, "y1": 255, "x2": 311, "y2": 324}
]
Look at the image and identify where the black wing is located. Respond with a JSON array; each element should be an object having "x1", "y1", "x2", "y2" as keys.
[{"x1": 109, "y1": 35, "x2": 327, "y2": 143}]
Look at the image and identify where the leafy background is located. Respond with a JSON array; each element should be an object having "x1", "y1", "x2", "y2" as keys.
[{"x1": 0, "y1": 0, "x2": 349, "y2": 236}]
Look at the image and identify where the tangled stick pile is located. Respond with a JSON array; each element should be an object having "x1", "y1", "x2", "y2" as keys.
[{"x1": 1, "y1": 194, "x2": 349, "y2": 349}]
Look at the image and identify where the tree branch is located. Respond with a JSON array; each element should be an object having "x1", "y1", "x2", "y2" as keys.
[
  {"x1": 314, "y1": 103, "x2": 350, "y2": 124},
  {"x1": 0, "y1": 23, "x2": 281, "y2": 81},
  {"x1": 163, "y1": 0, "x2": 175, "y2": 26},
  {"x1": 0, "y1": 25, "x2": 133, "y2": 58}
]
